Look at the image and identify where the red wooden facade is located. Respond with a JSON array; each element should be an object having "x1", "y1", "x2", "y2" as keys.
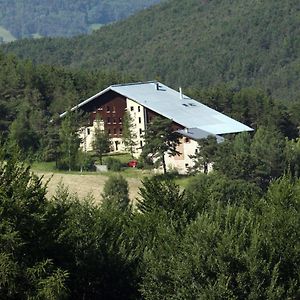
[{"x1": 80, "y1": 90, "x2": 127, "y2": 138}]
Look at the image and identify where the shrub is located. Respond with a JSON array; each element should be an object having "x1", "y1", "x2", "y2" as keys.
[
  {"x1": 102, "y1": 175, "x2": 130, "y2": 210},
  {"x1": 105, "y1": 157, "x2": 123, "y2": 171}
]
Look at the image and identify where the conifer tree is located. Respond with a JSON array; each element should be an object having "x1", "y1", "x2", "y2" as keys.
[
  {"x1": 92, "y1": 121, "x2": 111, "y2": 164},
  {"x1": 58, "y1": 112, "x2": 81, "y2": 171},
  {"x1": 142, "y1": 117, "x2": 180, "y2": 174},
  {"x1": 102, "y1": 175, "x2": 130, "y2": 210},
  {"x1": 122, "y1": 111, "x2": 137, "y2": 157}
]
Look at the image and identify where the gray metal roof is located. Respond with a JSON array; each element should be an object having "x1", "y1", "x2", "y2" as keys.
[
  {"x1": 61, "y1": 81, "x2": 253, "y2": 135},
  {"x1": 176, "y1": 128, "x2": 225, "y2": 143}
]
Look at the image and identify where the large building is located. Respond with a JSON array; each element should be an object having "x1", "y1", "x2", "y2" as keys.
[{"x1": 61, "y1": 81, "x2": 252, "y2": 173}]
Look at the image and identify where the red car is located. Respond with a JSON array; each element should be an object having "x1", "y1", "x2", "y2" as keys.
[{"x1": 127, "y1": 160, "x2": 138, "y2": 168}]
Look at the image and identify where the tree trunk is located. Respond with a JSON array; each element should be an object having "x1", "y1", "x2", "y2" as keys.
[{"x1": 162, "y1": 154, "x2": 167, "y2": 174}]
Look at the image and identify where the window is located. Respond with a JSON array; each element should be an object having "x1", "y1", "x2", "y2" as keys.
[
  {"x1": 113, "y1": 128, "x2": 117, "y2": 135},
  {"x1": 195, "y1": 149, "x2": 198, "y2": 154},
  {"x1": 185, "y1": 137, "x2": 190, "y2": 143},
  {"x1": 87, "y1": 128, "x2": 90, "y2": 135},
  {"x1": 138, "y1": 117, "x2": 141, "y2": 124},
  {"x1": 185, "y1": 163, "x2": 189, "y2": 168},
  {"x1": 106, "y1": 106, "x2": 110, "y2": 112},
  {"x1": 130, "y1": 106, "x2": 134, "y2": 111},
  {"x1": 107, "y1": 117, "x2": 111, "y2": 124},
  {"x1": 108, "y1": 129, "x2": 111, "y2": 134},
  {"x1": 140, "y1": 141, "x2": 143, "y2": 148},
  {"x1": 138, "y1": 106, "x2": 141, "y2": 112},
  {"x1": 112, "y1": 106, "x2": 116, "y2": 113},
  {"x1": 119, "y1": 128, "x2": 122, "y2": 135},
  {"x1": 119, "y1": 117, "x2": 122, "y2": 124},
  {"x1": 113, "y1": 118, "x2": 116, "y2": 124},
  {"x1": 139, "y1": 128, "x2": 143, "y2": 135}
]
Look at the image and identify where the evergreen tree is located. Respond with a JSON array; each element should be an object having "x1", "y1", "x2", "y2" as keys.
[
  {"x1": 102, "y1": 175, "x2": 130, "y2": 210},
  {"x1": 122, "y1": 111, "x2": 137, "y2": 157},
  {"x1": 142, "y1": 117, "x2": 181, "y2": 174},
  {"x1": 8, "y1": 108, "x2": 39, "y2": 155},
  {"x1": 0, "y1": 147, "x2": 68, "y2": 299},
  {"x1": 189, "y1": 135, "x2": 218, "y2": 174},
  {"x1": 250, "y1": 126, "x2": 285, "y2": 188},
  {"x1": 58, "y1": 112, "x2": 81, "y2": 171},
  {"x1": 92, "y1": 121, "x2": 111, "y2": 164}
]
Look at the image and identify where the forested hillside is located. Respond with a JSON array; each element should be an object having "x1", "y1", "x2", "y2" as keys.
[
  {"x1": 2, "y1": 0, "x2": 300, "y2": 101},
  {"x1": 0, "y1": 0, "x2": 162, "y2": 40}
]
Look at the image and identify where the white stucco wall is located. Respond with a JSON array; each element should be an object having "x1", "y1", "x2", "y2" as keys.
[
  {"x1": 164, "y1": 137, "x2": 198, "y2": 174},
  {"x1": 79, "y1": 120, "x2": 126, "y2": 153},
  {"x1": 126, "y1": 98, "x2": 146, "y2": 157}
]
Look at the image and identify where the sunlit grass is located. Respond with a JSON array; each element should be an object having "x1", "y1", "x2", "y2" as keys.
[{"x1": 31, "y1": 154, "x2": 193, "y2": 187}]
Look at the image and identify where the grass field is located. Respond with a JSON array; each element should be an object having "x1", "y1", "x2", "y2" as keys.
[
  {"x1": 0, "y1": 26, "x2": 16, "y2": 42},
  {"x1": 32, "y1": 160, "x2": 153, "y2": 204},
  {"x1": 31, "y1": 156, "x2": 192, "y2": 204}
]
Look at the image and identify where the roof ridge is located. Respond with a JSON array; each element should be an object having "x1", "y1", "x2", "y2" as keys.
[{"x1": 110, "y1": 80, "x2": 158, "y2": 87}]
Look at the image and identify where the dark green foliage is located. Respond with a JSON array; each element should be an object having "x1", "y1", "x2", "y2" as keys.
[
  {"x1": 0, "y1": 50, "x2": 135, "y2": 158},
  {"x1": 0, "y1": 0, "x2": 163, "y2": 39},
  {"x1": 104, "y1": 157, "x2": 123, "y2": 171},
  {"x1": 122, "y1": 111, "x2": 138, "y2": 157},
  {"x1": 3, "y1": 0, "x2": 300, "y2": 100},
  {"x1": 285, "y1": 138, "x2": 300, "y2": 177},
  {"x1": 57, "y1": 112, "x2": 81, "y2": 171},
  {"x1": 102, "y1": 175, "x2": 130, "y2": 210},
  {"x1": 185, "y1": 172, "x2": 262, "y2": 209},
  {"x1": 0, "y1": 149, "x2": 69, "y2": 298},
  {"x1": 0, "y1": 142, "x2": 299, "y2": 299},
  {"x1": 188, "y1": 86, "x2": 299, "y2": 138},
  {"x1": 92, "y1": 124, "x2": 111, "y2": 164},
  {"x1": 142, "y1": 117, "x2": 180, "y2": 174},
  {"x1": 137, "y1": 176, "x2": 185, "y2": 215},
  {"x1": 78, "y1": 150, "x2": 96, "y2": 172},
  {"x1": 8, "y1": 108, "x2": 40, "y2": 155},
  {"x1": 140, "y1": 176, "x2": 300, "y2": 299},
  {"x1": 189, "y1": 135, "x2": 218, "y2": 174},
  {"x1": 212, "y1": 128, "x2": 289, "y2": 190}
]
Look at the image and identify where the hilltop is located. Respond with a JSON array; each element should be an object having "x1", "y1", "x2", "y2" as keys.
[{"x1": 2, "y1": 0, "x2": 300, "y2": 100}]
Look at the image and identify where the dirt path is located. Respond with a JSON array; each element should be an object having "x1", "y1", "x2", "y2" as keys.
[{"x1": 35, "y1": 171, "x2": 142, "y2": 204}]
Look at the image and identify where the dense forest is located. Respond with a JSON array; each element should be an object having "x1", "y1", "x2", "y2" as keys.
[
  {"x1": 1, "y1": 138, "x2": 300, "y2": 298},
  {"x1": 0, "y1": 0, "x2": 162, "y2": 39},
  {"x1": 2, "y1": 0, "x2": 300, "y2": 101},
  {"x1": 1, "y1": 0, "x2": 300, "y2": 296}
]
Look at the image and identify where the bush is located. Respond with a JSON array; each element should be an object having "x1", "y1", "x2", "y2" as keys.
[
  {"x1": 105, "y1": 157, "x2": 123, "y2": 171},
  {"x1": 102, "y1": 175, "x2": 130, "y2": 210}
]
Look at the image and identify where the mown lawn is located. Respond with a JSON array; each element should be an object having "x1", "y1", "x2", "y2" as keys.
[{"x1": 30, "y1": 154, "x2": 193, "y2": 202}]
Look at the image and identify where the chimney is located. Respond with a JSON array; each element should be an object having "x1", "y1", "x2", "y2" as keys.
[
  {"x1": 156, "y1": 83, "x2": 160, "y2": 90},
  {"x1": 179, "y1": 87, "x2": 183, "y2": 99}
]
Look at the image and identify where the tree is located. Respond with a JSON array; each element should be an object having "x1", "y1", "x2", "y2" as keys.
[
  {"x1": 142, "y1": 117, "x2": 181, "y2": 174},
  {"x1": 8, "y1": 108, "x2": 39, "y2": 155},
  {"x1": 250, "y1": 126, "x2": 285, "y2": 188},
  {"x1": 189, "y1": 135, "x2": 218, "y2": 174},
  {"x1": 92, "y1": 122, "x2": 111, "y2": 164},
  {"x1": 58, "y1": 112, "x2": 81, "y2": 171},
  {"x1": 0, "y1": 147, "x2": 69, "y2": 299},
  {"x1": 122, "y1": 111, "x2": 137, "y2": 157},
  {"x1": 102, "y1": 175, "x2": 130, "y2": 210}
]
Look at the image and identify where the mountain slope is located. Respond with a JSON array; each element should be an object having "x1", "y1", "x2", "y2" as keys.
[
  {"x1": 0, "y1": 0, "x2": 162, "y2": 39},
  {"x1": 2, "y1": 0, "x2": 300, "y2": 100}
]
